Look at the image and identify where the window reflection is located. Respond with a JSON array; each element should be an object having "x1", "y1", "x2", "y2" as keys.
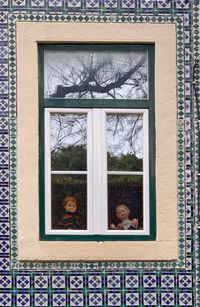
[
  {"x1": 107, "y1": 176, "x2": 143, "y2": 230},
  {"x1": 107, "y1": 114, "x2": 143, "y2": 171},
  {"x1": 44, "y1": 50, "x2": 148, "y2": 99},
  {"x1": 51, "y1": 175, "x2": 87, "y2": 230},
  {"x1": 51, "y1": 113, "x2": 87, "y2": 171}
]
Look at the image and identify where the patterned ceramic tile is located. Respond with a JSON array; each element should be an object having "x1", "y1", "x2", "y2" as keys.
[
  {"x1": 48, "y1": 0, "x2": 62, "y2": 6},
  {"x1": 125, "y1": 274, "x2": 139, "y2": 288},
  {"x1": 140, "y1": 0, "x2": 154, "y2": 8},
  {"x1": 52, "y1": 275, "x2": 66, "y2": 288},
  {"x1": 104, "y1": 0, "x2": 117, "y2": 8},
  {"x1": 161, "y1": 275, "x2": 175, "y2": 288},
  {"x1": 69, "y1": 293, "x2": 84, "y2": 306},
  {"x1": 179, "y1": 292, "x2": 193, "y2": 306},
  {"x1": 0, "y1": 0, "x2": 9, "y2": 7},
  {"x1": 86, "y1": 0, "x2": 99, "y2": 8},
  {"x1": 0, "y1": 257, "x2": 9, "y2": 270},
  {"x1": 67, "y1": 0, "x2": 81, "y2": 7},
  {"x1": 143, "y1": 292, "x2": 157, "y2": 306},
  {"x1": 0, "y1": 293, "x2": 12, "y2": 306},
  {"x1": 87, "y1": 275, "x2": 102, "y2": 288},
  {"x1": 175, "y1": 0, "x2": 190, "y2": 9},
  {"x1": 0, "y1": 240, "x2": 9, "y2": 254},
  {"x1": 161, "y1": 292, "x2": 175, "y2": 306},
  {"x1": 35, "y1": 294, "x2": 48, "y2": 306},
  {"x1": 143, "y1": 274, "x2": 157, "y2": 288},
  {"x1": 52, "y1": 294, "x2": 66, "y2": 306},
  {"x1": 16, "y1": 275, "x2": 30, "y2": 289},
  {"x1": 0, "y1": 99, "x2": 8, "y2": 112},
  {"x1": 70, "y1": 275, "x2": 84, "y2": 289},
  {"x1": 0, "y1": 275, "x2": 11, "y2": 288},
  {"x1": 178, "y1": 274, "x2": 192, "y2": 288},
  {"x1": 107, "y1": 292, "x2": 121, "y2": 306},
  {"x1": 12, "y1": 0, "x2": 26, "y2": 6},
  {"x1": 157, "y1": 0, "x2": 171, "y2": 8},
  {"x1": 0, "y1": 222, "x2": 9, "y2": 236},
  {"x1": 0, "y1": 47, "x2": 8, "y2": 60},
  {"x1": 88, "y1": 293, "x2": 103, "y2": 306},
  {"x1": 0, "y1": 12, "x2": 9, "y2": 23},
  {"x1": 16, "y1": 294, "x2": 31, "y2": 307},
  {"x1": 34, "y1": 275, "x2": 49, "y2": 289},
  {"x1": 120, "y1": 0, "x2": 135, "y2": 8},
  {"x1": 106, "y1": 274, "x2": 121, "y2": 288},
  {"x1": 125, "y1": 292, "x2": 139, "y2": 306},
  {"x1": 0, "y1": 64, "x2": 8, "y2": 77},
  {"x1": 30, "y1": 0, "x2": 45, "y2": 6}
]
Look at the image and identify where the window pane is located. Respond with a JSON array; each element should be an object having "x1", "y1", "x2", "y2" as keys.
[
  {"x1": 51, "y1": 175, "x2": 87, "y2": 230},
  {"x1": 44, "y1": 50, "x2": 148, "y2": 99},
  {"x1": 107, "y1": 175, "x2": 143, "y2": 230},
  {"x1": 107, "y1": 114, "x2": 143, "y2": 171},
  {"x1": 51, "y1": 113, "x2": 87, "y2": 171}
]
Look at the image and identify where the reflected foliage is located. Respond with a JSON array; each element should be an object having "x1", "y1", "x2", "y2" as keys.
[
  {"x1": 51, "y1": 144, "x2": 142, "y2": 172},
  {"x1": 108, "y1": 153, "x2": 142, "y2": 171},
  {"x1": 107, "y1": 114, "x2": 143, "y2": 161},
  {"x1": 51, "y1": 145, "x2": 87, "y2": 171}
]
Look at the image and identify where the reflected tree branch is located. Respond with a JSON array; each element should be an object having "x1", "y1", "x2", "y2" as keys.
[{"x1": 50, "y1": 55, "x2": 147, "y2": 98}]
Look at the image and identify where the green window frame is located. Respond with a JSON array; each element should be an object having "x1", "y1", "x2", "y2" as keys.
[{"x1": 38, "y1": 44, "x2": 155, "y2": 241}]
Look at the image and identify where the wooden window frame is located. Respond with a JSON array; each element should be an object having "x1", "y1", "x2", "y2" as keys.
[{"x1": 39, "y1": 44, "x2": 155, "y2": 241}]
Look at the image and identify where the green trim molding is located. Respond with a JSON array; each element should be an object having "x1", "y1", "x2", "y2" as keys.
[{"x1": 39, "y1": 44, "x2": 156, "y2": 242}]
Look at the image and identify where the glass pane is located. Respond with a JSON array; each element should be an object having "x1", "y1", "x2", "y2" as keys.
[
  {"x1": 51, "y1": 113, "x2": 87, "y2": 171},
  {"x1": 44, "y1": 50, "x2": 148, "y2": 99},
  {"x1": 107, "y1": 114, "x2": 143, "y2": 171},
  {"x1": 51, "y1": 175, "x2": 87, "y2": 230},
  {"x1": 107, "y1": 175, "x2": 143, "y2": 230}
]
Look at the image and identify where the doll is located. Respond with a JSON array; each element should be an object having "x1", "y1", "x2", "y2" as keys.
[
  {"x1": 110, "y1": 204, "x2": 139, "y2": 230},
  {"x1": 57, "y1": 196, "x2": 81, "y2": 230}
]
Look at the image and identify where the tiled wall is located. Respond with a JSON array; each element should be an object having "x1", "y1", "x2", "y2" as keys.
[{"x1": 0, "y1": 0, "x2": 199, "y2": 306}]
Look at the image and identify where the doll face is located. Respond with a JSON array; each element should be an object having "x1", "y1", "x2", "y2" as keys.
[
  {"x1": 116, "y1": 205, "x2": 130, "y2": 221},
  {"x1": 64, "y1": 200, "x2": 77, "y2": 213}
]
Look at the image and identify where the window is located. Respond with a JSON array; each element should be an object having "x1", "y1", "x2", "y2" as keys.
[
  {"x1": 17, "y1": 22, "x2": 177, "y2": 261},
  {"x1": 39, "y1": 44, "x2": 155, "y2": 240}
]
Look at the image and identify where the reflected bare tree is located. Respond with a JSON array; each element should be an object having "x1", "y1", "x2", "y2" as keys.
[
  {"x1": 51, "y1": 113, "x2": 87, "y2": 153},
  {"x1": 107, "y1": 114, "x2": 143, "y2": 158},
  {"x1": 45, "y1": 51, "x2": 148, "y2": 99},
  {"x1": 50, "y1": 113, "x2": 143, "y2": 173}
]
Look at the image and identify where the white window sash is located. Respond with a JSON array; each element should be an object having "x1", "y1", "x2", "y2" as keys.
[
  {"x1": 102, "y1": 109, "x2": 149, "y2": 236},
  {"x1": 45, "y1": 108, "x2": 92, "y2": 235},
  {"x1": 44, "y1": 108, "x2": 149, "y2": 236}
]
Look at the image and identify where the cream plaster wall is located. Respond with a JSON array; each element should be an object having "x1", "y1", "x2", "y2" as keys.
[{"x1": 17, "y1": 22, "x2": 178, "y2": 261}]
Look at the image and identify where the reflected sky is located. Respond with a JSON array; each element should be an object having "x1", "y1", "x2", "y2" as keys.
[
  {"x1": 44, "y1": 50, "x2": 148, "y2": 99},
  {"x1": 106, "y1": 114, "x2": 143, "y2": 159}
]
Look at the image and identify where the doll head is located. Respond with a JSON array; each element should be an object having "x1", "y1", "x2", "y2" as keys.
[
  {"x1": 62, "y1": 196, "x2": 77, "y2": 213},
  {"x1": 116, "y1": 204, "x2": 130, "y2": 222}
]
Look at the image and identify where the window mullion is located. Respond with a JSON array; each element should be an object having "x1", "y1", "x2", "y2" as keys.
[
  {"x1": 101, "y1": 110, "x2": 108, "y2": 234},
  {"x1": 87, "y1": 110, "x2": 93, "y2": 234},
  {"x1": 44, "y1": 109, "x2": 51, "y2": 234},
  {"x1": 92, "y1": 109, "x2": 107, "y2": 234},
  {"x1": 143, "y1": 109, "x2": 150, "y2": 234}
]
